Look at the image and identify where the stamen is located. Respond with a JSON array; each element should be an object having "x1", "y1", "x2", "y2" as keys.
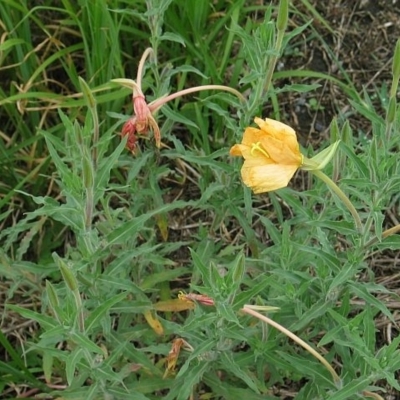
[{"x1": 251, "y1": 142, "x2": 270, "y2": 158}]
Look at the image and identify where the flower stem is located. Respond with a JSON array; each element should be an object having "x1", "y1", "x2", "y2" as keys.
[
  {"x1": 242, "y1": 305, "x2": 341, "y2": 386},
  {"x1": 361, "y1": 391, "x2": 384, "y2": 400},
  {"x1": 148, "y1": 85, "x2": 245, "y2": 112},
  {"x1": 312, "y1": 169, "x2": 363, "y2": 233},
  {"x1": 363, "y1": 223, "x2": 400, "y2": 249},
  {"x1": 137, "y1": 48, "x2": 154, "y2": 93}
]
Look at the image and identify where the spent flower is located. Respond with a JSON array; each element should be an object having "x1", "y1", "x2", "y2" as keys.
[{"x1": 113, "y1": 48, "x2": 245, "y2": 153}]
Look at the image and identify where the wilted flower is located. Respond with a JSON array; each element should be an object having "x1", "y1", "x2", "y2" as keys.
[
  {"x1": 230, "y1": 117, "x2": 303, "y2": 193},
  {"x1": 114, "y1": 48, "x2": 245, "y2": 154},
  {"x1": 120, "y1": 89, "x2": 161, "y2": 153},
  {"x1": 178, "y1": 291, "x2": 215, "y2": 306}
]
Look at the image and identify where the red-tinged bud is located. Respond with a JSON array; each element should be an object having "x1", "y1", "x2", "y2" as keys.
[
  {"x1": 133, "y1": 93, "x2": 149, "y2": 132},
  {"x1": 126, "y1": 133, "x2": 137, "y2": 153},
  {"x1": 121, "y1": 118, "x2": 136, "y2": 137},
  {"x1": 121, "y1": 118, "x2": 137, "y2": 153}
]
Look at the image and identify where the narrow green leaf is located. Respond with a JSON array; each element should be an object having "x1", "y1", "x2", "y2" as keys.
[
  {"x1": 190, "y1": 248, "x2": 212, "y2": 288},
  {"x1": 95, "y1": 137, "x2": 127, "y2": 197},
  {"x1": 290, "y1": 299, "x2": 332, "y2": 331},
  {"x1": 171, "y1": 361, "x2": 210, "y2": 400},
  {"x1": 0, "y1": 38, "x2": 25, "y2": 51},
  {"x1": 392, "y1": 38, "x2": 400, "y2": 84},
  {"x1": 349, "y1": 282, "x2": 395, "y2": 323},
  {"x1": 105, "y1": 201, "x2": 190, "y2": 248},
  {"x1": 231, "y1": 252, "x2": 245, "y2": 285},
  {"x1": 140, "y1": 268, "x2": 188, "y2": 290},
  {"x1": 79, "y1": 77, "x2": 96, "y2": 109},
  {"x1": 42, "y1": 352, "x2": 53, "y2": 385},
  {"x1": 85, "y1": 292, "x2": 128, "y2": 333},
  {"x1": 161, "y1": 105, "x2": 199, "y2": 130},
  {"x1": 216, "y1": 301, "x2": 240, "y2": 325},
  {"x1": 277, "y1": 352, "x2": 335, "y2": 388},
  {"x1": 6, "y1": 305, "x2": 56, "y2": 330},
  {"x1": 327, "y1": 375, "x2": 372, "y2": 400},
  {"x1": 66, "y1": 347, "x2": 84, "y2": 386},
  {"x1": 69, "y1": 331, "x2": 105, "y2": 355},
  {"x1": 0, "y1": 331, "x2": 48, "y2": 391},
  {"x1": 221, "y1": 352, "x2": 260, "y2": 393},
  {"x1": 160, "y1": 31, "x2": 186, "y2": 46}
]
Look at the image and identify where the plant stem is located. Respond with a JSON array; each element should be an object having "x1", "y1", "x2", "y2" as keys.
[
  {"x1": 242, "y1": 305, "x2": 341, "y2": 386},
  {"x1": 263, "y1": 0, "x2": 288, "y2": 96},
  {"x1": 137, "y1": 48, "x2": 154, "y2": 94},
  {"x1": 263, "y1": 25, "x2": 285, "y2": 96},
  {"x1": 364, "y1": 223, "x2": 400, "y2": 249},
  {"x1": 148, "y1": 85, "x2": 245, "y2": 111}
]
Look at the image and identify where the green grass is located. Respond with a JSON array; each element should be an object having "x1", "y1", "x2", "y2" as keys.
[{"x1": 1, "y1": 1, "x2": 400, "y2": 399}]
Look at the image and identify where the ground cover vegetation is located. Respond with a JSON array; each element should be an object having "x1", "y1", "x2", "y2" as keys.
[{"x1": 1, "y1": 0, "x2": 400, "y2": 399}]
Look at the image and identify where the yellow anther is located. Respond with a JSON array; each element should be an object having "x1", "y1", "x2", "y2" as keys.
[{"x1": 251, "y1": 142, "x2": 270, "y2": 158}]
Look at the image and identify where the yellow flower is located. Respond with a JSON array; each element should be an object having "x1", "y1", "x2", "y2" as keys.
[{"x1": 230, "y1": 117, "x2": 303, "y2": 193}]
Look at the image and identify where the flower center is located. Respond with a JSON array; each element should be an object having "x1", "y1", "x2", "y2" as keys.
[{"x1": 250, "y1": 142, "x2": 270, "y2": 158}]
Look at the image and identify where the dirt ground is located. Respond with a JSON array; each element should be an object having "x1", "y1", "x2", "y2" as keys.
[{"x1": 284, "y1": 0, "x2": 400, "y2": 139}]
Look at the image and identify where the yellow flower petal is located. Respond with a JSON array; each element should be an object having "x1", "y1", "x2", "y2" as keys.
[
  {"x1": 240, "y1": 127, "x2": 271, "y2": 148},
  {"x1": 241, "y1": 162, "x2": 299, "y2": 193},
  {"x1": 259, "y1": 135, "x2": 301, "y2": 164},
  {"x1": 230, "y1": 117, "x2": 302, "y2": 193},
  {"x1": 143, "y1": 310, "x2": 164, "y2": 335},
  {"x1": 153, "y1": 298, "x2": 195, "y2": 312},
  {"x1": 230, "y1": 143, "x2": 245, "y2": 157},
  {"x1": 255, "y1": 117, "x2": 296, "y2": 138}
]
